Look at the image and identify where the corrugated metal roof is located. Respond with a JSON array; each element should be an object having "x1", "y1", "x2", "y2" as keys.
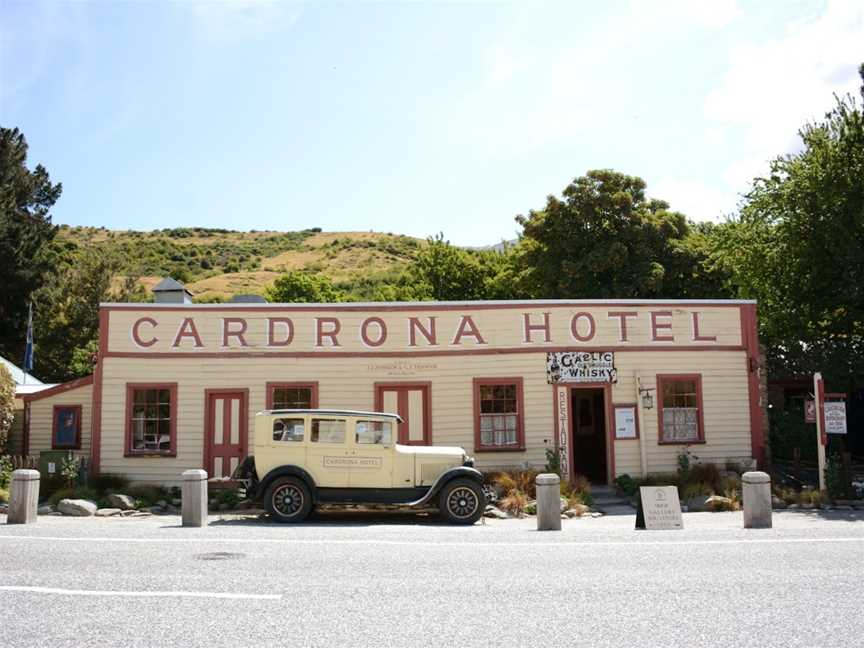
[{"x1": 0, "y1": 355, "x2": 43, "y2": 385}]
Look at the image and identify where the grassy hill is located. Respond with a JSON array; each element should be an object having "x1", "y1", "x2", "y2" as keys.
[{"x1": 56, "y1": 226, "x2": 424, "y2": 301}]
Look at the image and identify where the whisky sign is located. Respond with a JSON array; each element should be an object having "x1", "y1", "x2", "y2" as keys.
[{"x1": 546, "y1": 351, "x2": 617, "y2": 384}]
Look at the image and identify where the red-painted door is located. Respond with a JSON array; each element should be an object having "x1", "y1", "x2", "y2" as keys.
[
  {"x1": 375, "y1": 383, "x2": 431, "y2": 445},
  {"x1": 204, "y1": 390, "x2": 248, "y2": 480}
]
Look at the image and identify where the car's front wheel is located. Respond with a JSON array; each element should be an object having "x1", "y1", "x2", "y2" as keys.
[
  {"x1": 439, "y1": 478, "x2": 484, "y2": 525},
  {"x1": 265, "y1": 476, "x2": 313, "y2": 523}
]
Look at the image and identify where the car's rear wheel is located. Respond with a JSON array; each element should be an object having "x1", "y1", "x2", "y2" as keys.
[
  {"x1": 265, "y1": 477, "x2": 312, "y2": 523},
  {"x1": 439, "y1": 478, "x2": 484, "y2": 525}
]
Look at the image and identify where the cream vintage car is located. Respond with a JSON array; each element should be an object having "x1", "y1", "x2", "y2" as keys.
[{"x1": 231, "y1": 409, "x2": 486, "y2": 524}]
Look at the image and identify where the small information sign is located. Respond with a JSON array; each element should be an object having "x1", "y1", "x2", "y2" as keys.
[
  {"x1": 635, "y1": 486, "x2": 683, "y2": 530},
  {"x1": 614, "y1": 406, "x2": 638, "y2": 439},
  {"x1": 824, "y1": 401, "x2": 847, "y2": 435}
]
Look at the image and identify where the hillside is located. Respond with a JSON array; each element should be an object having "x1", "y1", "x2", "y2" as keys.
[{"x1": 56, "y1": 226, "x2": 424, "y2": 301}]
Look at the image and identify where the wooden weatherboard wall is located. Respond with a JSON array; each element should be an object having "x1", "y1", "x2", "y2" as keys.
[{"x1": 87, "y1": 300, "x2": 763, "y2": 484}]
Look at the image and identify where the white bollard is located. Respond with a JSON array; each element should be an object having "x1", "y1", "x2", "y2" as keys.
[
  {"x1": 536, "y1": 473, "x2": 561, "y2": 531},
  {"x1": 181, "y1": 469, "x2": 208, "y2": 528},
  {"x1": 742, "y1": 471, "x2": 772, "y2": 529},
  {"x1": 7, "y1": 469, "x2": 40, "y2": 525}
]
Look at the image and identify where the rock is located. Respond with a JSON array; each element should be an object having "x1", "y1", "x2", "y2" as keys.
[
  {"x1": 156, "y1": 499, "x2": 168, "y2": 508},
  {"x1": 95, "y1": 508, "x2": 122, "y2": 517},
  {"x1": 559, "y1": 498, "x2": 568, "y2": 513},
  {"x1": 771, "y1": 496, "x2": 787, "y2": 509},
  {"x1": 58, "y1": 499, "x2": 98, "y2": 516},
  {"x1": 218, "y1": 502, "x2": 232, "y2": 511},
  {"x1": 683, "y1": 496, "x2": 708, "y2": 513},
  {"x1": 0, "y1": 504, "x2": 7, "y2": 514},
  {"x1": 482, "y1": 506, "x2": 509, "y2": 519},
  {"x1": 820, "y1": 504, "x2": 833, "y2": 511},
  {"x1": 705, "y1": 495, "x2": 733, "y2": 511},
  {"x1": 37, "y1": 505, "x2": 55, "y2": 515},
  {"x1": 566, "y1": 504, "x2": 590, "y2": 518},
  {"x1": 120, "y1": 509, "x2": 138, "y2": 517},
  {"x1": 106, "y1": 494, "x2": 137, "y2": 510},
  {"x1": 130, "y1": 511, "x2": 151, "y2": 517},
  {"x1": 834, "y1": 505, "x2": 853, "y2": 511},
  {"x1": 787, "y1": 503, "x2": 800, "y2": 510},
  {"x1": 149, "y1": 506, "x2": 165, "y2": 514},
  {"x1": 171, "y1": 498, "x2": 182, "y2": 507},
  {"x1": 560, "y1": 514, "x2": 569, "y2": 520},
  {"x1": 165, "y1": 505, "x2": 179, "y2": 514},
  {"x1": 590, "y1": 511, "x2": 603, "y2": 517}
]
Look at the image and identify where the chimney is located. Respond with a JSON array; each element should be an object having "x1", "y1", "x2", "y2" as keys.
[{"x1": 152, "y1": 277, "x2": 193, "y2": 304}]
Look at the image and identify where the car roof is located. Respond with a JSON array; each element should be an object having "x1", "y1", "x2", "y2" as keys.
[{"x1": 256, "y1": 408, "x2": 403, "y2": 422}]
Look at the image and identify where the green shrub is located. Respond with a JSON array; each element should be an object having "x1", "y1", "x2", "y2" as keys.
[
  {"x1": 88, "y1": 473, "x2": 130, "y2": 494},
  {"x1": 128, "y1": 484, "x2": 171, "y2": 507},
  {"x1": 682, "y1": 482, "x2": 713, "y2": 499},
  {"x1": 688, "y1": 463, "x2": 721, "y2": 492},
  {"x1": 48, "y1": 486, "x2": 99, "y2": 505},
  {"x1": 0, "y1": 486, "x2": 9, "y2": 503},
  {"x1": 825, "y1": 452, "x2": 848, "y2": 500},
  {"x1": 614, "y1": 473, "x2": 638, "y2": 497}
]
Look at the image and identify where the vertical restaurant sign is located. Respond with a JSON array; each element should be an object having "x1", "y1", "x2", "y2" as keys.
[
  {"x1": 547, "y1": 352, "x2": 617, "y2": 384},
  {"x1": 556, "y1": 386, "x2": 569, "y2": 481}
]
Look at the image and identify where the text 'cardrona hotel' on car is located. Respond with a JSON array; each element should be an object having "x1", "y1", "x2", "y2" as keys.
[{"x1": 21, "y1": 278, "x2": 766, "y2": 486}]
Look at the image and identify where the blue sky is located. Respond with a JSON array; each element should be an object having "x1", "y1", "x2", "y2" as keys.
[{"x1": 1, "y1": 1, "x2": 862, "y2": 246}]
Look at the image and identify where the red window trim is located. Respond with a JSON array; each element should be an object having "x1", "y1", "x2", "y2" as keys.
[
  {"x1": 265, "y1": 382, "x2": 320, "y2": 410},
  {"x1": 656, "y1": 374, "x2": 705, "y2": 445},
  {"x1": 124, "y1": 383, "x2": 178, "y2": 457},
  {"x1": 473, "y1": 377, "x2": 526, "y2": 452},
  {"x1": 51, "y1": 404, "x2": 83, "y2": 450},
  {"x1": 612, "y1": 402, "x2": 640, "y2": 440}
]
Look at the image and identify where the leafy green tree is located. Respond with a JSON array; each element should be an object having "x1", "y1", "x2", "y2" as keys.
[
  {"x1": 515, "y1": 169, "x2": 728, "y2": 299},
  {"x1": 0, "y1": 128, "x2": 61, "y2": 362},
  {"x1": 33, "y1": 248, "x2": 144, "y2": 381},
  {"x1": 377, "y1": 234, "x2": 523, "y2": 302},
  {"x1": 0, "y1": 364, "x2": 14, "y2": 452},
  {"x1": 710, "y1": 64, "x2": 864, "y2": 387},
  {"x1": 266, "y1": 271, "x2": 342, "y2": 303}
]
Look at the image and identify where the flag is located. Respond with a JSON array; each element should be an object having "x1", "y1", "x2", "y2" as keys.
[{"x1": 23, "y1": 301, "x2": 34, "y2": 375}]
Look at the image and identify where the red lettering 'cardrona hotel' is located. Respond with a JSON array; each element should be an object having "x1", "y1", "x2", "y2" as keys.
[{"x1": 22, "y1": 280, "x2": 766, "y2": 486}]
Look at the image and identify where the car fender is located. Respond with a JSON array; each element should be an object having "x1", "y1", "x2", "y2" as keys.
[
  {"x1": 258, "y1": 465, "x2": 318, "y2": 502},
  {"x1": 406, "y1": 466, "x2": 484, "y2": 507}
]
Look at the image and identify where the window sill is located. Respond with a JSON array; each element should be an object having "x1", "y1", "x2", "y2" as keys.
[
  {"x1": 657, "y1": 440, "x2": 706, "y2": 446},
  {"x1": 52, "y1": 445, "x2": 81, "y2": 451},
  {"x1": 124, "y1": 451, "x2": 177, "y2": 458},
  {"x1": 475, "y1": 446, "x2": 526, "y2": 453}
]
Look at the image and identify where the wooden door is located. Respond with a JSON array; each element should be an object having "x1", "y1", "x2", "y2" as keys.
[
  {"x1": 374, "y1": 383, "x2": 431, "y2": 445},
  {"x1": 204, "y1": 390, "x2": 248, "y2": 480}
]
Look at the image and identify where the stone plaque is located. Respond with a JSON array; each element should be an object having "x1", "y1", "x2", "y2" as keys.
[{"x1": 635, "y1": 486, "x2": 683, "y2": 530}]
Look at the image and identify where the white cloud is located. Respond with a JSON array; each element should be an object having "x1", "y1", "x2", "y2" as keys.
[
  {"x1": 705, "y1": 0, "x2": 864, "y2": 190},
  {"x1": 652, "y1": 179, "x2": 738, "y2": 223}
]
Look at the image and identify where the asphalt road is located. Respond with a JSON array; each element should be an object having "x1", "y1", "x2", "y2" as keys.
[{"x1": 1, "y1": 510, "x2": 863, "y2": 648}]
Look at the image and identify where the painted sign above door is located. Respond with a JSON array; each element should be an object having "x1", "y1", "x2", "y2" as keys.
[
  {"x1": 546, "y1": 351, "x2": 617, "y2": 383},
  {"x1": 103, "y1": 302, "x2": 745, "y2": 355}
]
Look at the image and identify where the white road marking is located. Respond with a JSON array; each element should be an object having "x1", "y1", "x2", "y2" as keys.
[
  {"x1": 0, "y1": 585, "x2": 280, "y2": 600},
  {"x1": 0, "y1": 534, "x2": 862, "y2": 548}
]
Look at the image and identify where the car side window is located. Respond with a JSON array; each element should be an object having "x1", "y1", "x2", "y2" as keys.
[
  {"x1": 273, "y1": 418, "x2": 305, "y2": 443},
  {"x1": 356, "y1": 420, "x2": 393, "y2": 445},
  {"x1": 311, "y1": 418, "x2": 346, "y2": 444}
]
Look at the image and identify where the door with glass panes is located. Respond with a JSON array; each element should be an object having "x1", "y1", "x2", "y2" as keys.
[{"x1": 374, "y1": 383, "x2": 431, "y2": 445}]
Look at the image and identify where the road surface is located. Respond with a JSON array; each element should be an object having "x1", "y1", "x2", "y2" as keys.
[{"x1": 1, "y1": 510, "x2": 862, "y2": 647}]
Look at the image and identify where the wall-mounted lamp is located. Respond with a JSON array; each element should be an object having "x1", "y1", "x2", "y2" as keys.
[{"x1": 639, "y1": 387, "x2": 655, "y2": 410}]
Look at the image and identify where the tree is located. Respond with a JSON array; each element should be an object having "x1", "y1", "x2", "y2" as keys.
[
  {"x1": 0, "y1": 128, "x2": 61, "y2": 363},
  {"x1": 515, "y1": 169, "x2": 728, "y2": 299},
  {"x1": 710, "y1": 64, "x2": 864, "y2": 387},
  {"x1": 265, "y1": 271, "x2": 342, "y2": 303},
  {"x1": 376, "y1": 234, "x2": 523, "y2": 302},
  {"x1": 0, "y1": 364, "x2": 14, "y2": 452},
  {"x1": 33, "y1": 248, "x2": 143, "y2": 381}
]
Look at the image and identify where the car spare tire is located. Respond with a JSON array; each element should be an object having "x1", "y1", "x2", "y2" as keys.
[{"x1": 439, "y1": 478, "x2": 484, "y2": 525}]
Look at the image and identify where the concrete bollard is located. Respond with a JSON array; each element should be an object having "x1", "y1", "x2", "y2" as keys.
[
  {"x1": 7, "y1": 469, "x2": 40, "y2": 525},
  {"x1": 742, "y1": 471, "x2": 772, "y2": 529},
  {"x1": 536, "y1": 473, "x2": 561, "y2": 531},
  {"x1": 181, "y1": 469, "x2": 208, "y2": 528}
]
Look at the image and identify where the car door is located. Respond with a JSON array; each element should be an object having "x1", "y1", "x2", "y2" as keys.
[
  {"x1": 348, "y1": 418, "x2": 395, "y2": 489},
  {"x1": 304, "y1": 416, "x2": 351, "y2": 488}
]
